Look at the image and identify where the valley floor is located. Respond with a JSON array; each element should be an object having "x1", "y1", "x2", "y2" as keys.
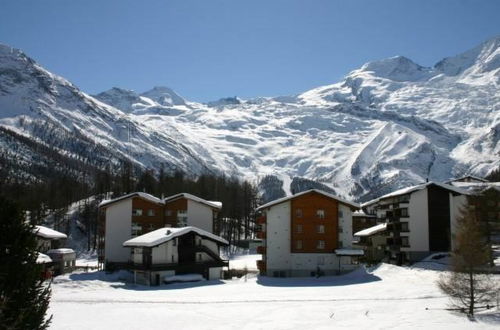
[{"x1": 48, "y1": 257, "x2": 500, "y2": 329}]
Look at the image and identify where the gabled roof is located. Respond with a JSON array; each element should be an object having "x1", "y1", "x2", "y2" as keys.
[
  {"x1": 449, "y1": 181, "x2": 500, "y2": 194},
  {"x1": 123, "y1": 226, "x2": 228, "y2": 247},
  {"x1": 447, "y1": 175, "x2": 488, "y2": 183},
  {"x1": 361, "y1": 182, "x2": 468, "y2": 208},
  {"x1": 256, "y1": 189, "x2": 360, "y2": 210},
  {"x1": 163, "y1": 193, "x2": 222, "y2": 210},
  {"x1": 99, "y1": 192, "x2": 163, "y2": 208},
  {"x1": 354, "y1": 223, "x2": 387, "y2": 237},
  {"x1": 33, "y1": 225, "x2": 67, "y2": 239}
]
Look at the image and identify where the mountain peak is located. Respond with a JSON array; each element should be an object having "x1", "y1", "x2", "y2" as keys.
[
  {"x1": 141, "y1": 86, "x2": 186, "y2": 106},
  {"x1": 357, "y1": 55, "x2": 432, "y2": 82},
  {"x1": 434, "y1": 35, "x2": 500, "y2": 76}
]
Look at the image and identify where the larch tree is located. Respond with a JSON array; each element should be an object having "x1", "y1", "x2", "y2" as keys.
[{"x1": 437, "y1": 205, "x2": 498, "y2": 316}]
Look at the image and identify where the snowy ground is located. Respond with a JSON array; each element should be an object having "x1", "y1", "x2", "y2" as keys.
[
  {"x1": 228, "y1": 253, "x2": 261, "y2": 271},
  {"x1": 48, "y1": 259, "x2": 500, "y2": 329}
]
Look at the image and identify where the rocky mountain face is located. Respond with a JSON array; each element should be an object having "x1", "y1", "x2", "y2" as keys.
[{"x1": 1, "y1": 37, "x2": 499, "y2": 202}]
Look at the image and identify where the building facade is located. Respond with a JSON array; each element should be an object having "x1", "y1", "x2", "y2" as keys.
[
  {"x1": 98, "y1": 192, "x2": 222, "y2": 269},
  {"x1": 256, "y1": 189, "x2": 362, "y2": 277},
  {"x1": 123, "y1": 227, "x2": 228, "y2": 286},
  {"x1": 360, "y1": 182, "x2": 467, "y2": 264}
]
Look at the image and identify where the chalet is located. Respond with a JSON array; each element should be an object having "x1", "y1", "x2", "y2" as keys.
[
  {"x1": 255, "y1": 189, "x2": 363, "y2": 277},
  {"x1": 359, "y1": 182, "x2": 467, "y2": 264},
  {"x1": 33, "y1": 225, "x2": 67, "y2": 253},
  {"x1": 123, "y1": 226, "x2": 228, "y2": 286},
  {"x1": 98, "y1": 192, "x2": 222, "y2": 269}
]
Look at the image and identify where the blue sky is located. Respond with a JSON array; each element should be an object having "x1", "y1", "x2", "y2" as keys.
[{"x1": 1, "y1": 0, "x2": 499, "y2": 101}]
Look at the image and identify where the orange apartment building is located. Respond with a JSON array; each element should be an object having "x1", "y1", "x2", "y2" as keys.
[{"x1": 255, "y1": 189, "x2": 363, "y2": 277}]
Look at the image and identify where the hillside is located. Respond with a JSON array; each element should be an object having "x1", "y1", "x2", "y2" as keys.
[{"x1": 1, "y1": 37, "x2": 499, "y2": 201}]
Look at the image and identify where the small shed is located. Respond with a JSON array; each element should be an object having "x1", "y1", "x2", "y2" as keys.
[{"x1": 47, "y1": 248, "x2": 76, "y2": 275}]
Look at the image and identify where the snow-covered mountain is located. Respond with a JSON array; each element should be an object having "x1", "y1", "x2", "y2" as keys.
[{"x1": 1, "y1": 36, "x2": 499, "y2": 201}]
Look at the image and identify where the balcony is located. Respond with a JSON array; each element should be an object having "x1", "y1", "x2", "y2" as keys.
[
  {"x1": 256, "y1": 231, "x2": 266, "y2": 239},
  {"x1": 256, "y1": 246, "x2": 266, "y2": 255},
  {"x1": 256, "y1": 260, "x2": 266, "y2": 272},
  {"x1": 256, "y1": 216, "x2": 266, "y2": 225}
]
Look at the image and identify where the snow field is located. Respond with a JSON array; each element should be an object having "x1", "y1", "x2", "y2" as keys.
[{"x1": 48, "y1": 262, "x2": 500, "y2": 329}]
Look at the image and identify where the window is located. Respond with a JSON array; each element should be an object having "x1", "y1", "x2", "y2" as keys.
[
  {"x1": 296, "y1": 240, "x2": 303, "y2": 250},
  {"x1": 316, "y1": 240, "x2": 325, "y2": 249},
  {"x1": 177, "y1": 210, "x2": 188, "y2": 226},
  {"x1": 401, "y1": 236, "x2": 409, "y2": 247},
  {"x1": 338, "y1": 210, "x2": 343, "y2": 218},
  {"x1": 165, "y1": 210, "x2": 172, "y2": 216},
  {"x1": 147, "y1": 209, "x2": 155, "y2": 216},
  {"x1": 401, "y1": 222, "x2": 409, "y2": 232},
  {"x1": 316, "y1": 209, "x2": 325, "y2": 219},
  {"x1": 132, "y1": 209, "x2": 143, "y2": 216},
  {"x1": 316, "y1": 225, "x2": 325, "y2": 234},
  {"x1": 400, "y1": 208, "x2": 409, "y2": 217},
  {"x1": 296, "y1": 224, "x2": 303, "y2": 233},
  {"x1": 171, "y1": 255, "x2": 175, "y2": 263},
  {"x1": 338, "y1": 241, "x2": 343, "y2": 248},
  {"x1": 295, "y1": 209, "x2": 303, "y2": 218},
  {"x1": 131, "y1": 223, "x2": 142, "y2": 237},
  {"x1": 338, "y1": 226, "x2": 343, "y2": 233}
]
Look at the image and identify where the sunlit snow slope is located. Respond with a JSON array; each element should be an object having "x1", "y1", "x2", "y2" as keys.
[{"x1": 1, "y1": 36, "x2": 499, "y2": 201}]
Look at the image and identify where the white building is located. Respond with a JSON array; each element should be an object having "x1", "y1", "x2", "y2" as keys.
[
  {"x1": 255, "y1": 189, "x2": 362, "y2": 277},
  {"x1": 360, "y1": 182, "x2": 468, "y2": 264},
  {"x1": 33, "y1": 225, "x2": 67, "y2": 253},
  {"x1": 123, "y1": 226, "x2": 228, "y2": 286},
  {"x1": 98, "y1": 192, "x2": 222, "y2": 269}
]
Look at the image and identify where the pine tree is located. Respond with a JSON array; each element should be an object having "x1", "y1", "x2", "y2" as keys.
[
  {"x1": 437, "y1": 206, "x2": 498, "y2": 316},
  {"x1": 0, "y1": 197, "x2": 52, "y2": 329}
]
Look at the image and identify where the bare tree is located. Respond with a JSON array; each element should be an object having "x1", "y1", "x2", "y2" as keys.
[{"x1": 438, "y1": 206, "x2": 498, "y2": 316}]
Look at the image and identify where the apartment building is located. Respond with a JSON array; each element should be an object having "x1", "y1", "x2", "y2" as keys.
[
  {"x1": 255, "y1": 189, "x2": 362, "y2": 277},
  {"x1": 359, "y1": 182, "x2": 467, "y2": 264},
  {"x1": 98, "y1": 192, "x2": 222, "y2": 269}
]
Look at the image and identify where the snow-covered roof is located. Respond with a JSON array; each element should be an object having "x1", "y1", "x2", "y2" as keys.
[
  {"x1": 335, "y1": 249, "x2": 364, "y2": 256},
  {"x1": 447, "y1": 175, "x2": 488, "y2": 183},
  {"x1": 449, "y1": 181, "x2": 500, "y2": 193},
  {"x1": 164, "y1": 193, "x2": 222, "y2": 210},
  {"x1": 99, "y1": 192, "x2": 163, "y2": 208},
  {"x1": 47, "y1": 248, "x2": 75, "y2": 255},
  {"x1": 352, "y1": 210, "x2": 376, "y2": 217},
  {"x1": 123, "y1": 226, "x2": 229, "y2": 247},
  {"x1": 362, "y1": 182, "x2": 468, "y2": 207},
  {"x1": 354, "y1": 223, "x2": 387, "y2": 237},
  {"x1": 33, "y1": 225, "x2": 67, "y2": 239},
  {"x1": 256, "y1": 189, "x2": 360, "y2": 211},
  {"x1": 36, "y1": 252, "x2": 53, "y2": 264}
]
